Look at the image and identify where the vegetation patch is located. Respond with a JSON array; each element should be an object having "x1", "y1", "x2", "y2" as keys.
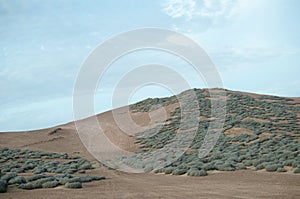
[
  {"x1": 128, "y1": 89, "x2": 300, "y2": 177},
  {"x1": 0, "y1": 148, "x2": 105, "y2": 193}
]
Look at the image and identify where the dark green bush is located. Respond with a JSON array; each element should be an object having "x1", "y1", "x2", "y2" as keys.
[
  {"x1": 236, "y1": 163, "x2": 247, "y2": 170},
  {"x1": 42, "y1": 180, "x2": 59, "y2": 188},
  {"x1": 88, "y1": 176, "x2": 105, "y2": 181},
  {"x1": 277, "y1": 167, "x2": 287, "y2": 172},
  {"x1": 31, "y1": 177, "x2": 56, "y2": 189},
  {"x1": 219, "y1": 166, "x2": 235, "y2": 171},
  {"x1": 172, "y1": 168, "x2": 187, "y2": 175},
  {"x1": 187, "y1": 169, "x2": 207, "y2": 176},
  {"x1": 265, "y1": 165, "x2": 278, "y2": 172},
  {"x1": 1, "y1": 172, "x2": 17, "y2": 182},
  {"x1": 32, "y1": 167, "x2": 46, "y2": 174},
  {"x1": 79, "y1": 162, "x2": 92, "y2": 170},
  {"x1": 79, "y1": 176, "x2": 93, "y2": 183},
  {"x1": 164, "y1": 167, "x2": 174, "y2": 174},
  {"x1": 0, "y1": 180, "x2": 7, "y2": 193},
  {"x1": 8, "y1": 176, "x2": 26, "y2": 185},
  {"x1": 19, "y1": 182, "x2": 35, "y2": 190},
  {"x1": 284, "y1": 160, "x2": 293, "y2": 166},
  {"x1": 293, "y1": 167, "x2": 300, "y2": 173},
  {"x1": 66, "y1": 177, "x2": 81, "y2": 183},
  {"x1": 203, "y1": 163, "x2": 215, "y2": 171},
  {"x1": 65, "y1": 182, "x2": 82, "y2": 189},
  {"x1": 28, "y1": 174, "x2": 47, "y2": 182},
  {"x1": 255, "y1": 164, "x2": 265, "y2": 170}
]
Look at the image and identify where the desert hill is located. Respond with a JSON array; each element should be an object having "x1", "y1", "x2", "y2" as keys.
[{"x1": 0, "y1": 88, "x2": 300, "y2": 198}]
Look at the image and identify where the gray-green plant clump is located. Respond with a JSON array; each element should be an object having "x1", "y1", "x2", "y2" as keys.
[{"x1": 0, "y1": 148, "x2": 105, "y2": 193}]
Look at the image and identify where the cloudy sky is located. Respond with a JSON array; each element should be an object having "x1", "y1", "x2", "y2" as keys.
[{"x1": 1, "y1": 0, "x2": 300, "y2": 131}]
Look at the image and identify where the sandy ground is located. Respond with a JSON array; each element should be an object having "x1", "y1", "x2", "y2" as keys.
[{"x1": 1, "y1": 104, "x2": 300, "y2": 199}]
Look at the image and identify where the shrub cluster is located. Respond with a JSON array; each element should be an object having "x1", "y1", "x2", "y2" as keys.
[{"x1": 0, "y1": 148, "x2": 106, "y2": 193}]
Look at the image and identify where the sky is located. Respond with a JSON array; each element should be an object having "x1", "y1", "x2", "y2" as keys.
[{"x1": 0, "y1": 0, "x2": 300, "y2": 131}]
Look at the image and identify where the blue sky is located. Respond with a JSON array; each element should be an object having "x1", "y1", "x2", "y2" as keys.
[{"x1": 0, "y1": 0, "x2": 300, "y2": 131}]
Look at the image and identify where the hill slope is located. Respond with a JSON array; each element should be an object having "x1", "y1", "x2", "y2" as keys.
[{"x1": 0, "y1": 88, "x2": 300, "y2": 198}]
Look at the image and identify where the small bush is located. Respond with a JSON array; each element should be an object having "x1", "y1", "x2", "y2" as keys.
[
  {"x1": 42, "y1": 180, "x2": 59, "y2": 188},
  {"x1": 164, "y1": 167, "x2": 174, "y2": 174},
  {"x1": 284, "y1": 160, "x2": 293, "y2": 166},
  {"x1": 65, "y1": 182, "x2": 82, "y2": 189},
  {"x1": 55, "y1": 173, "x2": 72, "y2": 179},
  {"x1": 19, "y1": 182, "x2": 36, "y2": 190},
  {"x1": 187, "y1": 169, "x2": 207, "y2": 176},
  {"x1": 236, "y1": 163, "x2": 247, "y2": 170},
  {"x1": 66, "y1": 169, "x2": 77, "y2": 174},
  {"x1": 28, "y1": 174, "x2": 47, "y2": 182},
  {"x1": 0, "y1": 180, "x2": 7, "y2": 193},
  {"x1": 32, "y1": 167, "x2": 46, "y2": 174},
  {"x1": 203, "y1": 163, "x2": 215, "y2": 171},
  {"x1": 79, "y1": 176, "x2": 93, "y2": 183},
  {"x1": 172, "y1": 168, "x2": 187, "y2": 175},
  {"x1": 277, "y1": 168, "x2": 287, "y2": 172},
  {"x1": 88, "y1": 176, "x2": 105, "y2": 181},
  {"x1": 255, "y1": 164, "x2": 265, "y2": 170},
  {"x1": 293, "y1": 167, "x2": 300, "y2": 174},
  {"x1": 77, "y1": 176, "x2": 105, "y2": 183},
  {"x1": 66, "y1": 177, "x2": 81, "y2": 183},
  {"x1": 219, "y1": 166, "x2": 235, "y2": 171},
  {"x1": 265, "y1": 165, "x2": 278, "y2": 172},
  {"x1": 8, "y1": 176, "x2": 26, "y2": 185},
  {"x1": 79, "y1": 162, "x2": 92, "y2": 170},
  {"x1": 1, "y1": 172, "x2": 18, "y2": 182}
]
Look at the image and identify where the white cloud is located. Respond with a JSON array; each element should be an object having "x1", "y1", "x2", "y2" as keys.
[
  {"x1": 162, "y1": 0, "x2": 241, "y2": 21},
  {"x1": 162, "y1": 0, "x2": 196, "y2": 20}
]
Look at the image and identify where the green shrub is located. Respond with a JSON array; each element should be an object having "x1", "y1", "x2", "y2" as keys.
[
  {"x1": 187, "y1": 169, "x2": 207, "y2": 176},
  {"x1": 28, "y1": 174, "x2": 47, "y2": 182},
  {"x1": 252, "y1": 159, "x2": 263, "y2": 167},
  {"x1": 153, "y1": 169, "x2": 163, "y2": 173},
  {"x1": 243, "y1": 160, "x2": 252, "y2": 166},
  {"x1": 65, "y1": 182, "x2": 82, "y2": 189},
  {"x1": 0, "y1": 180, "x2": 7, "y2": 193},
  {"x1": 66, "y1": 177, "x2": 81, "y2": 183},
  {"x1": 32, "y1": 167, "x2": 46, "y2": 174},
  {"x1": 58, "y1": 178, "x2": 69, "y2": 185},
  {"x1": 79, "y1": 162, "x2": 92, "y2": 170},
  {"x1": 42, "y1": 180, "x2": 59, "y2": 188},
  {"x1": 219, "y1": 166, "x2": 235, "y2": 171},
  {"x1": 255, "y1": 164, "x2": 265, "y2": 170},
  {"x1": 284, "y1": 160, "x2": 293, "y2": 166},
  {"x1": 236, "y1": 163, "x2": 247, "y2": 170},
  {"x1": 19, "y1": 182, "x2": 35, "y2": 190},
  {"x1": 88, "y1": 176, "x2": 105, "y2": 181},
  {"x1": 277, "y1": 167, "x2": 287, "y2": 172},
  {"x1": 13, "y1": 168, "x2": 25, "y2": 173},
  {"x1": 1, "y1": 172, "x2": 17, "y2": 182},
  {"x1": 79, "y1": 176, "x2": 93, "y2": 183},
  {"x1": 203, "y1": 163, "x2": 215, "y2": 171},
  {"x1": 55, "y1": 173, "x2": 72, "y2": 179},
  {"x1": 66, "y1": 169, "x2": 77, "y2": 174},
  {"x1": 164, "y1": 167, "x2": 174, "y2": 174},
  {"x1": 293, "y1": 167, "x2": 300, "y2": 174},
  {"x1": 8, "y1": 176, "x2": 26, "y2": 185},
  {"x1": 172, "y1": 168, "x2": 187, "y2": 175},
  {"x1": 265, "y1": 165, "x2": 278, "y2": 172},
  {"x1": 292, "y1": 161, "x2": 300, "y2": 168}
]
